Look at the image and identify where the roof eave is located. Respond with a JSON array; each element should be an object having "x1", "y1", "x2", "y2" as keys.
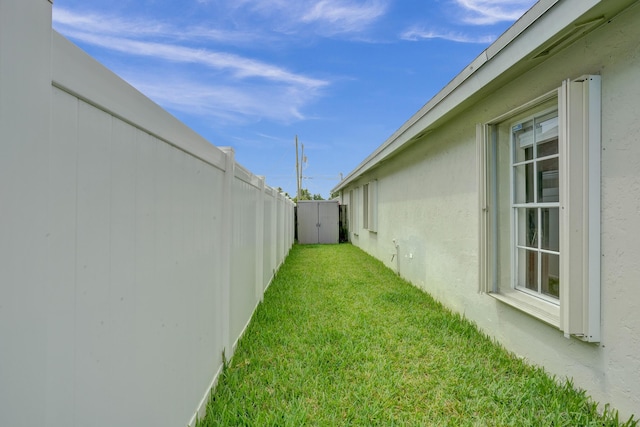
[{"x1": 332, "y1": 0, "x2": 612, "y2": 193}]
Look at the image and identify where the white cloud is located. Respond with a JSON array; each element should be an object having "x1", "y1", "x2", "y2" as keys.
[
  {"x1": 127, "y1": 76, "x2": 317, "y2": 124},
  {"x1": 218, "y1": 0, "x2": 388, "y2": 36},
  {"x1": 54, "y1": 8, "x2": 167, "y2": 37},
  {"x1": 53, "y1": 1, "x2": 389, "y2": 43},
  {"x1": 301, "y1": 0, "x2": 388, "y2": 34},
  {"x1": 401, "y1": 28, "x2": 495, "y2": 44},
  {"x1": 61, "y1": 29, "x2": 327, "y2": 89},
  {"x1": 400, "y1": 0, "x2": 535, "y2": 44},
  {"x1": 454, "y1": 0, "x2": 536, "y2": 25},
  {"x1": 53, "y1": 8, "x2": 329, "y2": 125},
  {"x1": 53, "y1": 8, "x2": 262, "y2": 45}
]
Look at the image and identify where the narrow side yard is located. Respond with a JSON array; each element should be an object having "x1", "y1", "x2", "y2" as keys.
[{"x1": 198, "y1": 244, "x2": 637, "y2": 426}]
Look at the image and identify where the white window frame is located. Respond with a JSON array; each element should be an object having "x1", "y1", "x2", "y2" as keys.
[
  {"x1": 363, "y1": 183, "x2": 369, "y2": 230},
  {"x1": 352, "y1": 187, "x2": 360, "y2": 236},
  {"x1": 478, "y1": 75, "x2": 601, "y2": 342},
  {"x1": 348, "y1": 189, "x2": 354, "y2": 236},
  {"x1": 510, "y1": 106, "x2": 560, "y2": 304},
  {"x1": 363, "y1": 180, "x2": 378, "y2": 232}
]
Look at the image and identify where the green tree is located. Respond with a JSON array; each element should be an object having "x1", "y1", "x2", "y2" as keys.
[
  {"x1": 293, "y1": 188, "x2": 324, "y2": 202},
  {"x1": 276, "y1": 187, "x2": 291, "y2": 199}
]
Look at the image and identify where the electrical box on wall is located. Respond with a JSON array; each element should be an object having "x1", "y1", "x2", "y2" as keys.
[{"x1": 297, "y1": 200, "x2": 339, "y2": 244}]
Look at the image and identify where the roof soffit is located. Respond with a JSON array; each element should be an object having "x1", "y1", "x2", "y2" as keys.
[{"x1": 334, "y1": 0, "x2": 636, "y2": 192}]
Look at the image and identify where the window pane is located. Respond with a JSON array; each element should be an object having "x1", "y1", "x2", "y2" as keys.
[
  {"x1": 514, "y1": 163, "x2": 534, "y2": 204},
  {"x1": 534, "y1": 112, "x2": 558, "y2": 145},
  {"x1": 541, "y1": 253, "x2": 560, "y2": 298},
  {"x1": 517, "y1": 208, "x2": 537, "y2": 248},
  {"x1": 509, "y1": 107, "x2": 562, "y2": 302},
  {"x1": 537, "y1": 137, "x2": 558, "y2": 158},
  {"x1": 517, "y1": 248, "x2": 538, "y2": 292},
  {"x1": 538, "y1": 158, "x2": 559, "y2": 202},
  {"x1": 513, "y1": 120, "x2": 534, "y2": 162},
  {"x1": 541, "y1": 208, "x2": 559, "y2": 251}
]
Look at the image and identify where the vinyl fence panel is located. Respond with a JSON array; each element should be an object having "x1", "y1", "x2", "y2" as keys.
[{"x1": 0, "y1": 2, "x2": 294, "y2": 426}]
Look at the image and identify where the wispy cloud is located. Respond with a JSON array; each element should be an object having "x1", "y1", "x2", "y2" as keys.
[
  {"x1": 401, "y1": 28, "x2": 495, "y2": 44},
  {"x1": 300, "y1": 0, "x2": 388, "y2": 34},
  {"x1": 221, "y1": 0, "x2": 388, "y2": 36},
  {"x1": 53, "y1": 8, "x2": 329, "y2": 125},
  {"x1": 454, "y1": 0, "x2": 536, "y2": 25},
  {"x1": 53, "y1": 8, "x2": 264, "y2": 45},
  {"x1": 126, "y1": 76, "x2": 316, "y2": 123},
  {"x1": 400, "y1": 0, "x2": 534, "y2": 44},
  {"x1": 54, "y1": 9, "x2": 150, "y2": 36},
  {"x1": 59, "y1": 29, "x2": 327, "y2": 88}
]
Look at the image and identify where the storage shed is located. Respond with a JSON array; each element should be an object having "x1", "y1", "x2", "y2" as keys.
[{"x1": 296, "y1": 200, "x2": 339, "y2": 244}]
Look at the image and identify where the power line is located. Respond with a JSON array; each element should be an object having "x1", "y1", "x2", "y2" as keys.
[{"x1": 302, "y1": 175, "x2": 342, "y2": 180}]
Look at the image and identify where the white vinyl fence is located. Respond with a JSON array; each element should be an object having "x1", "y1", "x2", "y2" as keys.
[{"x1": 0, "y1": 2, "x2": 294, "y2": 426}]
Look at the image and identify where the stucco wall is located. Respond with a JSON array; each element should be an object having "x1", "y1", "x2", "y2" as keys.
[{"x1": 343, "y1": 3, "x2": 640, "y2": 418}]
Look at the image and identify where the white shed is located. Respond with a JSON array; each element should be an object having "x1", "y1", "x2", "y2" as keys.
[{"x1": 297, "y1": 200, "x2": 339, "y2": 244}]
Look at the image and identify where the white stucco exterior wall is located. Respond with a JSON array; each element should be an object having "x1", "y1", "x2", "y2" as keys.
[{"x1": 340, "y1": 2, "x2": 640, "y2": 418}]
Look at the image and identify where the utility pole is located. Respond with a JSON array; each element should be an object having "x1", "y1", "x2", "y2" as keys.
[
  {"x1": 295, "y1": 135, "x2": 300, "y2": 201},
  {"x1": 301, "y1": 142, "x2": 305, "y2": 193},
  {"x1": 295, "y1": 135, "x2": 308, "y2": 201},
  {"x1": 300, "y1": 143, "x2": 307, "y2": 200}
]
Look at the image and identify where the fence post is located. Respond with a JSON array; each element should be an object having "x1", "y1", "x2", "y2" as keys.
[
  {"x1": 279, "y1": 194, "x2": 286, "y2": 264},
  {"x1": 270, "y1": 190, "x2": 278, "y2": 278},
  {"x1": 220, "y1": 147, "x2": 235, "y2": 355},
  {"x1": 288, "y1": 200, "x2": 294, "y2": 249},
  {"x1": 0, "y1": 1, "x2": 53, "y2": 426},
  {"x1": 255, "y1": 177, "x2": 266, "y2": 301}
]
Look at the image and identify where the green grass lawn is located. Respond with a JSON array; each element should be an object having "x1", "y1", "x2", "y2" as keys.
[{"x1": 198, "y1": 244, "x2": 637, "y2": 426}]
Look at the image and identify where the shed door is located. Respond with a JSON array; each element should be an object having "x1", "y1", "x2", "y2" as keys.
[
  {"x1": 297, "y1": 202, "x2": 318, "y2": 244},
  {"x1": 318, "y1": 202, "x2": 339, "y2": 244}
]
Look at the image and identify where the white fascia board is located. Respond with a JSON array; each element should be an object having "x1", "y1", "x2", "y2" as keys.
[
  {"x1": 332, "y1": 0, "x2": 608, "y2": 193},
  {"x1": 51, "y1": 31, "x2": 227, "y2": 171}
]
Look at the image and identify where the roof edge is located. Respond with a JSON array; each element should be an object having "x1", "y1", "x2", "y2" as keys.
[{"x1": 332, "y1": 0, "x2": 602, "y2": 193}]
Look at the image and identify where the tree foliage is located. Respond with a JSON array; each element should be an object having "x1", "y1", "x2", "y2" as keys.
[{"x1": 293, "y1": 188, "x2": 324, "y2": 202}]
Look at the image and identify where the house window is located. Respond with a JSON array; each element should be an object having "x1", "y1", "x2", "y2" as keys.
[
  {"x1": 369, "y1": 180, "x2": 378, "y2": 232},
  {"x1": 478, "y1": 76, "x2": 601, "y2": 342},
  {"x1": 351, "y1": 187, "x2": 360, "y2": 235},
  {"x1": 349, "y1": 189, "x2": 355, "y2": 235},
  {"x1": 363, "y1": 183, "x2": 369, "y2": 230},
  {"x1": 511, "y1": 108, "x2": 560, "y2": 302},
  {"x1": 362, "y1": 180, "x2": 378, "y2": 232}
]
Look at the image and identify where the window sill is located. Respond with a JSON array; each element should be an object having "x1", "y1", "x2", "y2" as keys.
[{"x1": 489, "y1": 289, "x2": 560, "y2": 328}]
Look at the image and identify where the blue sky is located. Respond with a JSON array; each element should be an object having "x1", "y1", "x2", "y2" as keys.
[{"x1": 52, "y1": 0, "x2": 536, "y2": 198}]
